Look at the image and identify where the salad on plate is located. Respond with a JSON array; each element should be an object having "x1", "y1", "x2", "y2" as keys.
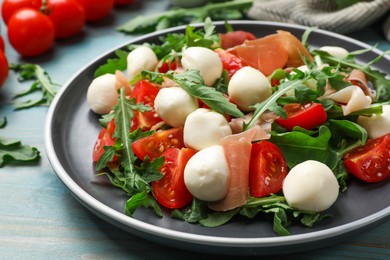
[{"x1": 85, "y1": 19, "x2": 390, "y2": 236}]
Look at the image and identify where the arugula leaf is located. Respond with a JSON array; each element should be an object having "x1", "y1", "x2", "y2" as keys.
[
  {"x1": 94, "y1": 49, "x2": 129, "y2": 77},
  {"x1": 173, "y1": 69, "x2": 244, "y2": 118},
  {"x1": 116, "y1": 0, "x2": 253, "y2": 34},
  {"x1": 171, "y1": 198, "x2": 209, "y2": 223},
  {"x1": 10, "y1": 63, "x2": 59, "y2": 109},
  {"x1": 0, "y1": 136, "x2": 40, "y2": 167},
  {"x1": 270, "y1": 126, "x2": 335, "y2": 169},
  {"x1": 0, "y1": 117, "x2": 6, "y2": 128}
]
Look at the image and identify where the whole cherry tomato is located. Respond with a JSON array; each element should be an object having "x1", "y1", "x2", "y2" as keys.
[
  {"x1": 0, "y1": 36, "x2": 5, "y2": 52},
  {"x1": 1, "y1": 0, "x2": 41, "y2": 24},
  {"x1": 0, "y1": 50, "x2": 8, "y2": 87},
  {"x1": 7, "y1": 8, "x2": 55, "y2": 57},
  {"x1": 114, "y1": 0, "x2": 135, "y2": 5},
  {"x1": 75, "y1": 0, "x2": 114, "y2": 21},
  {"x1": 47, "y1": 0, "x2": 86, "y2": 39}
]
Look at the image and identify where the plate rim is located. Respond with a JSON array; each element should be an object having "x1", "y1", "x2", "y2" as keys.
[{"x1": 44, "y1": 20, "x2": 390, "y2": 252}]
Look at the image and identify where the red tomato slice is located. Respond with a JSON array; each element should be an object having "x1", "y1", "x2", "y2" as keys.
[
  {"x1": 249, "y1": 141, "x2": 288, "y2": 197},
  {"x1": 132, "y1": 128, "x2": 185, "y2": 161},
  {"x1": 214, "y1": 48, "x2": 243, "y2": 78},
  {"x1": 275, "y1": 102, "x2": 327, "y2": 131},
  {"x1": 344, "y1": 133, "x2": 390, "y2": 183},
  {"x1": 152, "y1": 147, "x2": 196, "y2": 209},
  {"x1": 92, "y1": 119, "x2": 116, "y2": 162},
  {"x1": 130, "y1": 80, "x2": 163, "y2": 131},
  {"x1": 219, "y1": 30, "x2": 256, "y2": 49}
]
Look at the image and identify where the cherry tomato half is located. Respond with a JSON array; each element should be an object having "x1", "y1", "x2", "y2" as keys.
[
  {"x1": 47, "y1": 0, "x2": 86, "y2": 39},
  {"x1": 249, "y1": 141, "x2": 288, "y2": 197},
  {"x1": 275, "y1": 102, "x2": 327, "y2": 131},
  {"x1": 7, "y1": 8, "x2": 55, "y2": 57},
  {"x1": 215, "y1": 48, "x2": 243, "y2": 78},
  {"x1": 344, "y1": 133, "x2": 390, "y2": 183},
  {"x1": 132, "y1": 128, "x2": 185, "y2": 161},
  {"x1": 130, "y1": 80, "x2": 163, "y2": 132},
  {"x1": 1, "y1": 0, "x2": 41, "y2": 24},
  {"x1": 152, "y1": 147, "x2": 196, "y2": 209},
  {"x1": 75, "y1": 0, "x2": 114, "y2": 21},
  {"x1": 0, "y1": 50, "x2": 9, "y2": 87},
  {"x1": 92, "y1": 119, "x2": 116, "y2": 162}
]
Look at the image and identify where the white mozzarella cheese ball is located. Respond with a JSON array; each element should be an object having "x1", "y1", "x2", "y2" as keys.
[
  {"x1": 283, "y1": 160, "x2": 339, "y2": 212},
  {"x1": 87, "y1": 73, "x2": 118, "y2": 115},
  {"x1": 184, "y1": 108, "x2": 232, "y2": 150},
  {"x1": 154, "y1": 87, "x2": 199, "y2": 127},
  {"x1": 127, "y1": 46, "x2": 158, "y2": 79},
  {"x1": 357, "y1": 105, "x2": 390, "y2": 139},
  {"x1": 184, "y1": 145, "x2": 230, "y2": 201},
  {"x1": 319, "y1": 46, "x2": 349, "y2": 59},
  {"x1": 228, "y1": 66, "x2": 272, "y2": 111},
  {"x1": 181, "y1": 47, "x2": 223, "y2": 86}
]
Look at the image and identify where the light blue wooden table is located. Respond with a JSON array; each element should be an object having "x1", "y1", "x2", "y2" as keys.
[{"x1": 0, "y1": 0, "x2": 389, "y2": 259}]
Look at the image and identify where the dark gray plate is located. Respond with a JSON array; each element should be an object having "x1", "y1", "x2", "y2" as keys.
[{"x1": 45, "y1": 21, "x2": 390, "y2": 255}]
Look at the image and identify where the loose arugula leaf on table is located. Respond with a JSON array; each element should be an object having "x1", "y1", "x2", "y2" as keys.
[
  {"x1": 9, "y1": 63, "x2": 59, "y2": 109},
  {"x1": 116, "y1": 0, "x2": 253, "y2": 34},
  {"x1": 0, "y1": 136, "x2": 40, "y2": 167}
]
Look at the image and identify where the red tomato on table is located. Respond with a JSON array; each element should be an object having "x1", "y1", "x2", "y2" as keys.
[
  {"x1": 275, "y1": 102, "x2": 327, "y2": 131},
  {"x1": 0, "y1": 50, "x2": 8, "y2": 87},
  {"x1": 7, "y1": 8, "x2": 55, "y2": 57},
  {"x1": 75, "y1": 0, "x2": 114, "y2": 21},
  {"x1": 1, "y1": 0, "x2": 41, "y2": 24},
  {"x1": 344, "y1": 133, "x2": 390, "y2": 183},
  {"x1": 249, "y1": 141, "x2": 288, "y2": 197},
  {"x1": 152, "y1": 147, "x2": 196, "y2": 209},
  {"x1": 130, "y1": 80, "x2": 162, "y2": 132},
  {"x1": 47, "y1": 0, "x2": 86, "y2": 39},
  {"x1": 92, "y1": 119, "x2": 116, "y2": 162},
  {"x1": 132, "y1": 128, "x2": 185, "y2": 161}
]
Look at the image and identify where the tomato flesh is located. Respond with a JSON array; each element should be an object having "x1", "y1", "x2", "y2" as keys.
[
  {"x1": 132, "y1": 128, "x2": 185, "y2": 161},
  {"x1": 215, "y1": 48, "x2": 243, "y2": 78},
  {"x1": 152, "y1": 147, "x2": 195, "y2": 209},
  {"x1": 130, "y1": 80, "x2": 162, "y2": 131},
  {"x1": 344, "y1": 133, "x2": 390, "y2": 183},
  {"x1": 275, "y1": 102, "x2": 327, "y2": 131},
  {"x1": 249, "y1": 141, "x2": 288, "y2": 197},
  {"x1": 92, "y1": 119, "x2": 116, "y2": 162}
]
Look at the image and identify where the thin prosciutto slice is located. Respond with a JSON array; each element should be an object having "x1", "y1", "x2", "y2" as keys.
[
  {"x1": 208, "y1": 126, "x2": 262, "y2": 212},
  {"x1": 228, "y1": 30, "x2": 313, "y2": 76}
]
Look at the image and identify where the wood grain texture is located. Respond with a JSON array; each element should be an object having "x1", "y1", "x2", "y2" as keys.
[{"x1": 0, "y1": 0, "x2": 389, "y2": 259}]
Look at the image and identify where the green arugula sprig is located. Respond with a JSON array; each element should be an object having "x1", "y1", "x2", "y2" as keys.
[
  {"x1": 0, "y1": 118, "x2": 40, "y2": 167},
  {"x1": 9, "y1": 63, "x2": 59, "y2": 109},
  {"x1": 96, "y1": 87, "x2": 164, "y2": 216}
]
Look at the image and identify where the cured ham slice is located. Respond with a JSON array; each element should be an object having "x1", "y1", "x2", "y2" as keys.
[
  {"x1": 228, "y1": 30, "x2": 313, "y2": 76},
  {"x1": 208, "y1": 126, "x2": 262, "y2": 212},
  {"x1": 326, "y1": 85, "x2": 372, "y2": 115},
  {"x1": 347, "y1": 69, "x2": 374, "y2": 97}
]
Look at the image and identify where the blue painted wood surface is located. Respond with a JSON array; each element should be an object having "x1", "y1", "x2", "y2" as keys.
[{"x1": 0, "y1": 0, "x2": 389, "y2": 258}]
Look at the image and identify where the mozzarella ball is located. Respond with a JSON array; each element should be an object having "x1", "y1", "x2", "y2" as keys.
[
  {"x1": 283, "y1": 160, "x2": 339, "y2": 212},
  {"x1": 184, "y1": 108, "x2": 232, "y2": 150},
  {"x1": 228, "y1": 66, "x2": 272, "y2": 111},
  {"x1": 181, "y1": 47, "x2": 223, "y2": 86},
  {"x1": 154, "y1": 87, "x2": 199, "y2": 127},
  {"x1": 127, "y1": 46, "x2": 158, "y2": 79},
  {"x1": 87, "y1": 73, "x2": 118, "y2": 115},
  {"x1": 184, "y1": 145, "x2": 230, "y2": 201},
  {"x1": 357, "y1": 105, "x2": 390, "y2": 139},
  {"x1": 319, "y1": 46, "x2": 349, "y2": 59}
]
